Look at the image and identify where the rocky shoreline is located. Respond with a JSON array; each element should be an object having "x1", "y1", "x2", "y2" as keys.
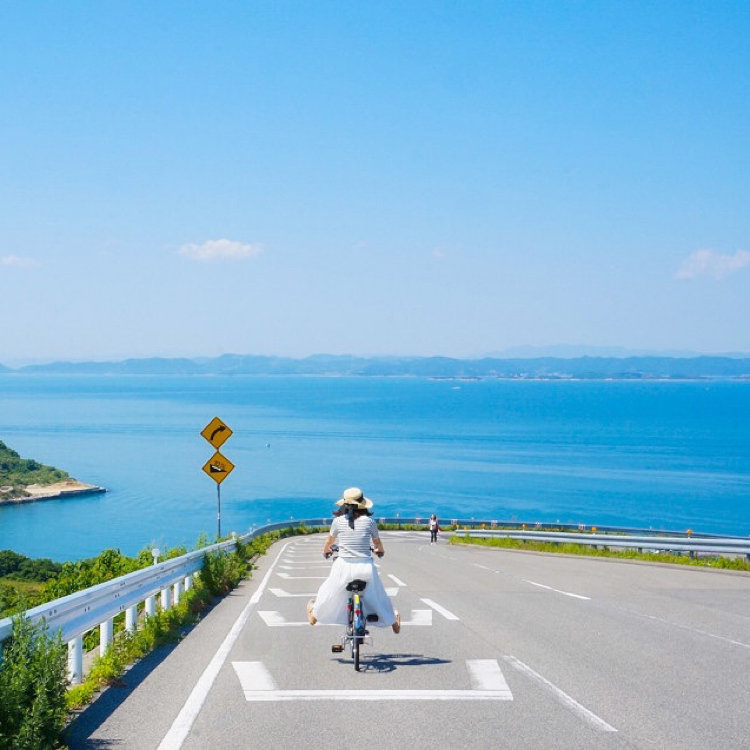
[{"x1": 0, "y1": 479, "x2": 106, "y2": 505}]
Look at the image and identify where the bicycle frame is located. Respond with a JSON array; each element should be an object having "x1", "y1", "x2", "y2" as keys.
[{"x1": 332, "y1": 578, "x2": 373, "y2": 671}]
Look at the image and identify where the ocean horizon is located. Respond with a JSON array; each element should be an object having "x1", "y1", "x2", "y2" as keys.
[{"x1": 1, "y1": 374, "x2": 749, "y2": 561}]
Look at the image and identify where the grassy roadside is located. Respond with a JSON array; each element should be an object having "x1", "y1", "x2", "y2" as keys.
[{"x1": 449, "y1": 533, "x2": 750, "y2": 572}]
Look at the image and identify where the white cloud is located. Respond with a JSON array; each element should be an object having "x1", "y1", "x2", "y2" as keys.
[
  {"x1": 675, "y1": 249, "x2": 750, "y2": 280},
  {"x1": 1, "y1": 255, "x2": 39, "y2": 268},
  {"x1": 178, "y1": 238, "x2": 263, "y2": 262}
]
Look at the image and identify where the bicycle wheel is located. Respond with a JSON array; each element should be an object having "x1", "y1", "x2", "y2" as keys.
[
  {"x1": 352, "y1": 592, "x2": 363, "y2": 672},
  {"x1": 353, "y1": 634, "x2": 361, "y2": 671}
]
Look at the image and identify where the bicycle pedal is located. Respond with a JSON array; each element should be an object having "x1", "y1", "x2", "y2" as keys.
[
  {"x1": 366, "y1": 614, "x2": 379, "y2": 622},
  {"x1": 331, "y1": 644, "x2": 344, "y2": 653}
]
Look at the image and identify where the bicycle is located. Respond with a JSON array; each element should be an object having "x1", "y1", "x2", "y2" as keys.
[{"x1": 327, "y1": 545, "x2": 381, "y2": 672}]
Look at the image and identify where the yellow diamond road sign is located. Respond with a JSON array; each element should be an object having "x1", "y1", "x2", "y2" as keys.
[
  {"x1": 201, "y1": 417, "x2": 233, "y2": 449},
  {"x1": 202, "y1": 451, "x2": 235, "y2": 485}
]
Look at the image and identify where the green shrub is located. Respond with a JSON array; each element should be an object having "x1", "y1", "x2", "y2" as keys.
[
  {"x1": 200, "y1": 548, "x2": 247, "y2": 596},
  {"x1": 0, "y1": 615, "x2": 68, "y2": 749}
]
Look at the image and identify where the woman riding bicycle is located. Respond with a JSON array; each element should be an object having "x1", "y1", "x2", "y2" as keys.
[{"x1": 307, "y1": 487, "x2": 400, "y2": 634}]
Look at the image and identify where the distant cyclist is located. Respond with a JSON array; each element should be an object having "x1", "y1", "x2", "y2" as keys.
[{"x1": 307, "y1": 487, "x2": 400, "y2": 634}]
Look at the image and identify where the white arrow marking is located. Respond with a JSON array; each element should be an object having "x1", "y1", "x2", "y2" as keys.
[
  {"x1": 258, "y1": 611, "x2": 310, "y2": 627},
  {"x1": 269, "y1": 588, "x2": 316, "y2": 598},
  {"x1": 421, "y1": 598, "x2": 460, "y2": 620},
  {"x1": 257, "y1": 610, "x2": 431, "y2": 627}
]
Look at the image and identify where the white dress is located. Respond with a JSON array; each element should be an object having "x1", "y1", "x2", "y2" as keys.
[{"x1": 312, "y1": 518, "x2": 396, "y2": 627}]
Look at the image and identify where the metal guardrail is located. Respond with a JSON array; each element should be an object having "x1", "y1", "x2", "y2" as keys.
[{"x1": 454, "y1": 529, "x2": 750, "y2": 558}]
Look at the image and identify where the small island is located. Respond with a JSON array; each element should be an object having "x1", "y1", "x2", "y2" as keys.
[{"x1": 0, "y1": 440, "x2": 105, "y2": 505}]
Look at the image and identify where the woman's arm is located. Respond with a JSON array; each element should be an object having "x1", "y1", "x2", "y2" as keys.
[
  {"x1": 322, "y1": 534, "x2": 336, "y2": 558},
  {"x1": 372, "y1": 536, "x2": 384, "y2": 557}
]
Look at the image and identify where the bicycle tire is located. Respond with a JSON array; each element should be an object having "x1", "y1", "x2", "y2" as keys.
[{"x1": 353, "y1": 634, "x2": 360, "y2": 671}]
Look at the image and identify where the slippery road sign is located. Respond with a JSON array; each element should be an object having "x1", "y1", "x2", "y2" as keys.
[{"x1": 202, "y1": 451, "x2": 235, "y2": 484}]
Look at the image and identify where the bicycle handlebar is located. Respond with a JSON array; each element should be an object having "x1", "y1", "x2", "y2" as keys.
[{"x1": 324, "y1": 544, "x2": 383, "y2": 559}]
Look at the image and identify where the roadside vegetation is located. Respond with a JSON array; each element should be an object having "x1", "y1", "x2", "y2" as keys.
[
  {"x1": 0, "y1": 524, "x2": 320, "y2": 749},
  {"x1": 450, "y1": 534, "x2": 750, "y2": 572},
  {"x1": 0, "y1": 441, "x2": 69, "y2": 499}
]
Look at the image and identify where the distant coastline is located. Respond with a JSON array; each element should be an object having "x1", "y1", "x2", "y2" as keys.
[
  {"x1": 1, "y1": 353, "x2": 750, "y2": 380},
  {"x1": 0, "y1": 480, "x2": 106, "y2": 506}
]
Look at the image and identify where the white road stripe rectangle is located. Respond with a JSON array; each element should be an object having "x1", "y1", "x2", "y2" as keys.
[
  {"x1": 234, "y1": 661, "x2": 512, "y2": 701},
  {"x1": 523, "y1": 580, "x2": 591, "y2": 600},
  {"x1": 503, "y1": 655, "x2": 616, "y2": 732},
  {"x1": 388, "y1": 574, "x2": 407, "y2": 586},
  {"x1": 467, "y1": 659, "x2": 511, "y2": 692},
  {"x1": 240, "y1": 689, "x2": 512, "y2": 702},
  {"x1": 421, "y1": 598, "x2": 460, "y2": 620},
  {"x1": 232, "y1": 661, "x2": 277, "y2": 690}
]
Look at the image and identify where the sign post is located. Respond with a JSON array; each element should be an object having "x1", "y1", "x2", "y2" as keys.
[{"x1": 201, "y1": 417, "x2": 234, "y2": 539}]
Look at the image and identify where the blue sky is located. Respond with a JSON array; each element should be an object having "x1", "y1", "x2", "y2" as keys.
[{"x1": 1, "y1": 1, "x2": 749, "y2": 364}]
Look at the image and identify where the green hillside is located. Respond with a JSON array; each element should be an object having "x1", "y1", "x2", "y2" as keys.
[{"x1": 0, "y1": 441, "x2": 69, "y2": 497}]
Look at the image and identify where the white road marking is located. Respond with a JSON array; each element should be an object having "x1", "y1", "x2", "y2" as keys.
[
  {"x1": 467, "y1": 659, "x2": 511, "y2": 693},
  {"x1": 238, "y1": 689, "x2": 511, "y2": 702},
  {"x1": 385, "y1": 587, "x2": 398, "y2": 597},
  {"x1": 503, "y1": 655, "x2": 616, "y2": 732},
  {"x1": 277, "y1": 572, "x2": 327, "y2": 579},
  {"x1": 523, "y1": 580, "x2": 591, "y2": 601},
  {"x1": 257, "y1": 609, "x2": 432, "y2": 627},
  {"x1": 232, "y1": 661, "x2": 277, "y2": 690},
  {"x1": 157, "y1": 543, "x2": 289, "y2": 750},
  {"x1": 421, "y1": 598, "x2": 460, "y2": 620},
  {"x1": 388, "y1": 574, "x2": 407, "y2": 586},
  {"x1": 269, "y1": 588, "x2": 315, "y2": 598},
  {"x1": 258, "y1": 611, "x2": 310, "y2": 627},
  {"x1": 473, "y1": 563, "x2": 493, "y2": 571},
  {"x1": 404, "y1": 610, "x2": 433, "y2": 626},
  {"x1": 631, "y1": 610, "x2": 750, "y2": 650},
  {"x1": 233, "y1": 660, "x2": 512, "y2": 702}
]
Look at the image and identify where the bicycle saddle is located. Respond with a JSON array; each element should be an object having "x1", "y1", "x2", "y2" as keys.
[{"x1": 346, "y1": 579, "x2": 367, "y2": 592}]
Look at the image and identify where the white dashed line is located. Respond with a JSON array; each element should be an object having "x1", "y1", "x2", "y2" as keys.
[{"x1": 523, "y1": 580, "x2": 590, "y2": 600}]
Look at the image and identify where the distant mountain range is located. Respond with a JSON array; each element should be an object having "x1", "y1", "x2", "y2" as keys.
[{"x1": 1, "y1": 354, "x2": 750, "y2": 379}]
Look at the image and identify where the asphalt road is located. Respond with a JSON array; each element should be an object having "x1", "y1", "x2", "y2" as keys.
[{"x1": 66, "y1": 531, "x2": 750, "y2": 749}]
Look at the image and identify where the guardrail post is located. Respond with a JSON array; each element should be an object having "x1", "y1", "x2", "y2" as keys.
[
  {"x1": 100, "y1": 618, "x2": 113, "y2": 656},
  {"x1": 161, "y1": 587, "x2": 171, "y2": 611},
  {"x1": 184, "y1": 574, "x2": 193, "y2": 591},
  {"x1": 125, "y1": 605, "x2": 138, "y2": 633},
  {"x1": 173, "y1": 579, "x2": 184, "y2": 606},
  {"x1": 145, "y1": 595, "x2": 156, "y2": 617},
  {"x1": 68, "y1": 636, "x2": 83, "y2": 684}
]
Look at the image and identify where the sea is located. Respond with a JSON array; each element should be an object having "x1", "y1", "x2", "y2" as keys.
[{"x1": 1, "y1": 374, "x2": 748, "y2": 562}]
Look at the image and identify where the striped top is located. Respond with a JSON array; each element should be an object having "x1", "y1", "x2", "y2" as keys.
[{"x1": 330, "y1": 515, "x2": 379, "y2": 558}]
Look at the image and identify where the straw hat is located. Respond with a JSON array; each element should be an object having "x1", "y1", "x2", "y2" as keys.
[{"x1": 335, "y1": 487, "x2": 373, "y2": 510}]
